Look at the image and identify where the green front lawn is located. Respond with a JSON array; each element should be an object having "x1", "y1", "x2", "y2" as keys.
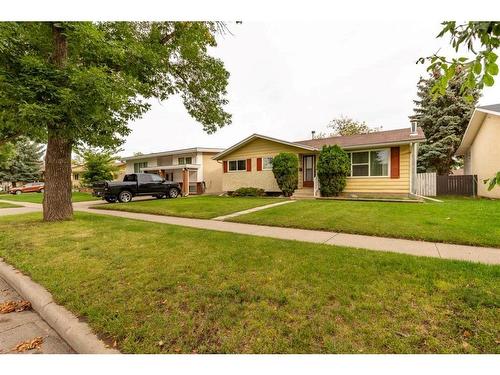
[
  {"x1": 229, "y1": 198, "x2": 500, "y2": 248},
  {"x1": 0, "y1": 201, "x2": 21, "y2": 208},
  {"x1": 94, "y1": 195, "x2": 284, "y2": 219},
  {"x1": 0, "y1": 191, "x2": 98, "y2": 204},
  {"x1": 0, "y1": 212, "x2": 498, "y2": 353}
]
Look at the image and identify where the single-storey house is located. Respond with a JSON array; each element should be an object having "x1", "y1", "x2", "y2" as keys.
[
  {"x1": 213, "y1": 125, "x2": 426, "y2": 198},
  {"x1": 122, "y1": 147, "x2": 224, "y2": 195},
  {"x1": 456, "y1": 104, "x2": 500, "y2": 199}
]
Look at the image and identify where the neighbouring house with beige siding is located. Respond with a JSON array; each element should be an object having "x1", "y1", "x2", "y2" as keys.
[
  {"x1": 456, "y1": 104, "x2": 500, "y2": 199},
  {"x1": 213, "y1": 127, "x2": 426, "y2": 198},
  {"x1": 122, "y1": 147, "x2": 224, "y2": 195}
]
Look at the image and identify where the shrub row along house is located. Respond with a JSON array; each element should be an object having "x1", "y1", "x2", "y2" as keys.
[{"x1": 212, "y1": 125, "x2": 425, "y2": 198}]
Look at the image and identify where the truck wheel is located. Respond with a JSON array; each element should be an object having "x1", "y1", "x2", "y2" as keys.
[
  {"x1": 118, "y1": 190, "x2": 133, "y2": 203},
  {"x1": 39, "y1": 188, "x2": 44, "y2": 193},
  {"x1": 168, "y1": 188, "x2": 179, "y2": 199},
  {"x1": 15, "y1": 190, "x2": 22, "y2": 195}
]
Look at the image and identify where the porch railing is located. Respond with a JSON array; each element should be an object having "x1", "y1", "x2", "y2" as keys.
[{"x1": 313, "y1": 176, "x2": 320, "y2": 197}]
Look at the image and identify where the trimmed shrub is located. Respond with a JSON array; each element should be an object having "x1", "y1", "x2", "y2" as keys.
[
  {"x1": 272, "y1": 152, "x2": 298, "y2": 197},
  {"x1": 317, "y1": 145, "x2": 351, "y2": 197},
  {"x1": 232, "y1": 187, "x2": 265, "y2": 197}
]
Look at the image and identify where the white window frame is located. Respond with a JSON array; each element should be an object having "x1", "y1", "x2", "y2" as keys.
[
  {"x1": 228, "y1": 159, "x2": 247, "y2": 172},
  {"x1": 348, "y1": 148, "x2": 390, "y2": 178},
  {"x1": 262, "y1": 156, "x2": 273, "y2": 170},
  {"x1": 178, "y1": 156, "x2": 193, "y2": 165},
  {"x1": 134, "y1": 162, "x2": 148, "y2": 173}
]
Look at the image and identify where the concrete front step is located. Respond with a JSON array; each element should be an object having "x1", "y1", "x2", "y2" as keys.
[{"x1": 292, "y1": 188, "x2": 315, "y2": 199}]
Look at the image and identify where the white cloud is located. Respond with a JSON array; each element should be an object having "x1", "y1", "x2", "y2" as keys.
[{"x1": 121, "y1": 20, "x2": 500, "y2": 156}]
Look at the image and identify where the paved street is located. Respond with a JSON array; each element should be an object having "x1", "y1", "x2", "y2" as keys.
[{"x1": 0, "y1": 276, "x2": 73, "y2": 354}]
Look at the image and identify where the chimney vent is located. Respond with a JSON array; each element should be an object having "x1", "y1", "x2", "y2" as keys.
[
  {"x1": 311, "y1": 130, "x2": 316, "y2": 139},
  {"x1": 410, "y1": 121, "x2": 417, "y2": 134}
]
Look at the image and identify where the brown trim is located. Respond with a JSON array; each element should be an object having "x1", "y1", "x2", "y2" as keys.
[
  {"x1": 390, "y1": 147, "x2": 400, "y2": 179},
  {"x1": 196, "y1": 182, "x2": 204, "y2": 195},
  {"x1": 303, "y1": 155, "x2": 315, "y2": 187},
  {"x1": 246, "y1": 158, "x2": 252, "y2": 172},
  {"x1": 256, "y1": 157, "x2": 262, "y2": 171},
  {"x1": 223, "y1": 160, "x2": 228, "y2": 173}
]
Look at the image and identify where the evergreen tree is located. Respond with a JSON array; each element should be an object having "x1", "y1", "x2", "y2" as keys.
[
  {"x1": 413, "y1": 73, "x2": 479, "y2": 174},
  {"x1": 0, "y1": 138, "x2": 44, "y2": 185}
]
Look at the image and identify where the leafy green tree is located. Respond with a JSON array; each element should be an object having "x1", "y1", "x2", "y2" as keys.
[
  {"x1": 0, "y1": 138, "x2": 44, "y2": 186},
  {"x1": 78, "y1": 149, "x2": 120, "y2": 187},
  {"x1": 272, "y1": 153, "x2": 299, "y2": 197},
  {"x1": 412, "y1": 72, "x2": 479, "y2": 174},
  {"x1": 316, "y1": 145, "x2": 350, "y2": 197},
  {"x1": 318, "y1": 115, "x2": 381, "y2": 138},
  {"x1": 484, "y1": 172, "x2": 500, "y2": 191},
  {"x1": 0, "y1": 143, "x2": 14, "y2": 169},
  {"x1": 418, "y1": 21, "x2": 500, "y2": 98},
  {"x1": 0, "y1": 22, "x2": 231, "y2": 220}
]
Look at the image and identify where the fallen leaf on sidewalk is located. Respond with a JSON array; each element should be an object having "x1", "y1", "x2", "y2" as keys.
[
  {"x1": 0, "y1": 300, "x2": 32, "y2": 314},
  {"x1": 13, "y1": 337, "x2": 44, "y2": 352}
]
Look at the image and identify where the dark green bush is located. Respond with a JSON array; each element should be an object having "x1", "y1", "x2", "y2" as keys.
[
  {"x1": 232, "y1": 187, "x2": 265, "y2": 197},
  {"x1": 317, "y1": 145, "x2": 350, "y2": 197},
  {"x1": 272, "y1": 153, "x2": 298, "y2": 197}
]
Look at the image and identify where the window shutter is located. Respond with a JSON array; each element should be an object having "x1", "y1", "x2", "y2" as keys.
[
  {"x1": 246, "y1": 158, "x2": 252, "y2": 172},
  {"x1": 223, "y1": 161, "x2": 228, "y2": 173},
  {"x1": 257, "y1": 158, "x2": 262, "y2": 171},
  {"x1": 390, "y1": 147, "x2": 400, "y2": 179}
]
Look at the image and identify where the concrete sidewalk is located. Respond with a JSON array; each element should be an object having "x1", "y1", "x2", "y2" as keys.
[
  {"x1": 2, "y1": 199, "x2": 499, "y2": 265},
  {"x1": 212, "y1": 200, "x2": 295, "y2": 220},
  {"x1": 80, "y1": 206, "x2": 500, "y2": 265}
]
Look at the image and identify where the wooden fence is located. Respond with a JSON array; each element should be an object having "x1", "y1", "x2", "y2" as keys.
[
  {"x1": 416, "y1": 172, "x2": 436, "y2": 196},
  {"x1": 436, "y1": 175, "x2": 477, "y2": 196},
  {"x1": 416, "y1": 173, "x2": 477, "y2": 196}
]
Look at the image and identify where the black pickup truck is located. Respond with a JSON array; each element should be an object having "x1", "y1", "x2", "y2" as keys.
[{"x1": 92, "y1": 173, "x2": 182, "y2": 203}]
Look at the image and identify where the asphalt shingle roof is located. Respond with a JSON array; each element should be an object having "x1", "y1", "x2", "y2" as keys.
[{"x1": 295, "y1": 127, "x2": 426, "y2": 149}]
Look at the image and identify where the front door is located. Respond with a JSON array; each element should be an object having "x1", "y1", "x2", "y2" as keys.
[{"x1": 303, "y1": 155, "x2": 315, "y2": 187}]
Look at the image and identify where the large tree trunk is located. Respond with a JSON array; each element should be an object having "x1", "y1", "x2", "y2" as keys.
[
  {"x1": 43, "y1": 130, "x2": 73, "y2": 221},
  {"x1": 43, "y1": 23, "x2": 73, "y2": 221}
]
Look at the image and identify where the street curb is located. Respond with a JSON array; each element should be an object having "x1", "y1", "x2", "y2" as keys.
[{"x1": 0, "y1": 258, "x2": 119, "y2": 354}]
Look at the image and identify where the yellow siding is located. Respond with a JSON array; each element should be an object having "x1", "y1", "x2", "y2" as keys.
[
  {"x1": 220, "y1": 138, "x2": 412, "y2": 194},
  {"x1": 221, "y1": 138, "x2": 306, "y2": 192},
  {"x1": 223, "y1": 138, "x2": 306, "y2": 159},
  {"x1": 344, "y1": 145, "x2": 410, "y2": 194}
]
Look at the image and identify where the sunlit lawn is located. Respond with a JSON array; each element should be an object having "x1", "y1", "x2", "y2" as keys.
[{"x1": 0, "y1": 212, "x2": 498, "y2": 354}]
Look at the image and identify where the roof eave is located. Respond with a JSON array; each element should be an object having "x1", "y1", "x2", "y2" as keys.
[
  {"x1": 455, "y1": 109, "x2": 487, "y2": 156},
  {"x1": 212, "y1": 134, "x2": 317, "y2": 160},
  {"x1": 122, "y1": 147, "x2": 224, "y2": 161}
]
